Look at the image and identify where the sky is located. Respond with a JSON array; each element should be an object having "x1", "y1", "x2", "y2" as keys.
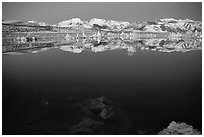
[{"x1": 2, "y1": 2, "x2": 202, "y2": 25}]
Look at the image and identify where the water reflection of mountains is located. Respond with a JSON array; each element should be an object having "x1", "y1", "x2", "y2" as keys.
[{"x1": 2, "y1": 38, "x2": 202, "y2": 56}]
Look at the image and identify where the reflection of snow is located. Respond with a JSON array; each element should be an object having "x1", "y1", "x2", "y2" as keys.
[
  {"x1": 4, "y1": 37, "x2": 202, "y2": 55},
  {"x1": 65, "y1": 34, "x2": 71, "y2": 40},
  {"x1": 91, "y1": 45, "x2": 109, "y2": 53},
  {"x1": 59, "y1": 46, "x2": 83, "y2": 53},
  {"x1": 127, "y1": 47, "x2": 136, "y2": 56},
  {"x1": 143, "y1": 39, "x2": 164, "y2": 46}
]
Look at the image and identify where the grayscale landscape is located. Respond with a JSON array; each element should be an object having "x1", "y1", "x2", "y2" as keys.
[{"x1": 2, "y1": 2, "x2": 202, "y2": 135}]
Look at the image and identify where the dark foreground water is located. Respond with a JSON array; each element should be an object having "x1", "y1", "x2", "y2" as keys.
[{"x1": 2, "y1": 49, "x2": 202, "y2": 134}]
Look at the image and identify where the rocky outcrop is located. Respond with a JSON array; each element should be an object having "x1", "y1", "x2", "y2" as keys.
[{"x1": 158, "y1": 121, "x2": 201, "y2": 135}]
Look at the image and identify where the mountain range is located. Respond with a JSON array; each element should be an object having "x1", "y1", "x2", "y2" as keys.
[
  {"x1": 2, "y1": 18, "x2": 202, "y2": 34},
  {"x1": 57, "y1": 18, "x2": 202, "y2": 33}
]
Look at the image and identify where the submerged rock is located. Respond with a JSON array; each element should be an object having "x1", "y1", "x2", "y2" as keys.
[
  {"x1": 158, "y1": 121, "x2": 201, "y2": 135},
  {"x1": 69, "y1": 96, "x2": 131, "y2": 134},
  {"x1": 69, "y1": 96, "x2": 115, "y2": 134},
  {"x1": 84, "y1": 96, "x2": 114, "y2": 120},
  {"x1": 100, "y1": 107, "x2": 114, "y2": 119}
]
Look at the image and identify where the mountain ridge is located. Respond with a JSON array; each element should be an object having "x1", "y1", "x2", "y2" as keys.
[
  {"x1": 2, "y1": 18, "x2": 202, "y2": 35},
  {"x1": 56, "y1": 18, "x2": 201, "y2": 33}
]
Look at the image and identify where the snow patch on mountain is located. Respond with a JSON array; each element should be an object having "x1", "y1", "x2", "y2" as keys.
[
  {"x1": 107, "y1": 20, "x2": 130, "y2": 29},
  {"x1": 58, "y1": 18, "x2": 130, "y2": 29},
  {"x1": 58, "y1": 18, "x2": 84, "y2": 27},
  {"x1": 160, "y1": 18, "x2": 179, "y2": 23},
  {"x1": 89, "y1": 18, "x2": 107, "y2": 26},
  {"x1": 27, "y1": 20, "x2": 47, "y2": 26}
]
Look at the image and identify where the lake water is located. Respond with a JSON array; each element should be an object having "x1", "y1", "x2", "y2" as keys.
[{"x1": 2, "y1": 43, "x2": 202, "y2": 134}]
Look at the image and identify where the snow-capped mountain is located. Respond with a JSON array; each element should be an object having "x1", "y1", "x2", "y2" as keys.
[
  {"x1": 89, "y1": 18, "x2": 107, "y2": 27},
  {"x1": 118, "y1": 18, "x2": 201, "y2": 34},
  {"x1": 107, "y1": 20, "x2": 130, "y2": 30},
  {"x1": 3, "y1": 18, "x2": 202, "y2": 35},
  {"x1": 58, "y1": 18, "x2": 130, "y2": 30},
  {"x1": 54, "y1": 18, "x2": 202, "y2": 34},
  {"x1": 58, "y1": 18, "x2": 84, "y2": 27},
  {"x1": 143, "y1": 18, "x2": 202, "y2": 33},
  {"x1": 88, "y1": 18, "x2": 130, "y2": 30},
  {"x1": 159, "y1": 18, "x2": 180, "y2": 23}
]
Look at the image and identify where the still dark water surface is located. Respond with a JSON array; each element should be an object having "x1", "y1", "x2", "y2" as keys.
[{"x1": 2, "y1": 49, "x2": 202, "y2": 134}]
